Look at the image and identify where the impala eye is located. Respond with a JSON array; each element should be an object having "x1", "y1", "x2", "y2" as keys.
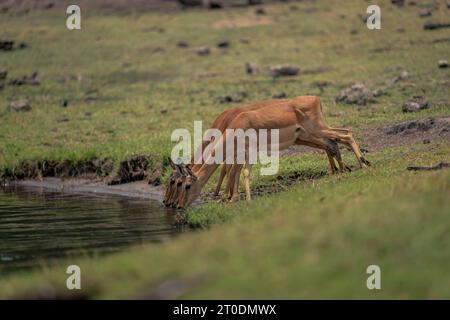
[
  {"x1": 177, "y1": 181, "x2": 182, "y2": 186},
  {"x1": 170, "y1": 180, "x2": 175, "y2": 185},
  {"x1": 185, "y1": 185, "x2": 191, "y2": 190}
]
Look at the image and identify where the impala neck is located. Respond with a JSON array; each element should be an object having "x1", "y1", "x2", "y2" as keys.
[
  {"x1": 196, "y1": 163, "x2": 220, "y2": 188},
  {"x1": 185, "y1": 162, "x2": 220, "y2": 206}
]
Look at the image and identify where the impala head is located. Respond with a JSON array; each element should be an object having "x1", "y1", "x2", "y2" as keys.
[
  {"x1": 176, "y1": 165, "x2": 199, "y2": 209},
  {"x1": 163, "y1": 157, "x2": 185, "y2": 207}
]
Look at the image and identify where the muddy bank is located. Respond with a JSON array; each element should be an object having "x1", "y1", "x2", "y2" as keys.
[
  {"x1": 365, "y1": 116, "x2": 450, "y2": 151},
  {"x1": 1, "y1": 155, "x2": 162, "y2": 186},
  {"x1": 200, "y1": 168, "x2": 328, "y2": 202}
]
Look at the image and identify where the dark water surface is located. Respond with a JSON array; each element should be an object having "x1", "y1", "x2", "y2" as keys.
[{"x1": 0, "y1": 186, "x2": 185, "y2": 274}]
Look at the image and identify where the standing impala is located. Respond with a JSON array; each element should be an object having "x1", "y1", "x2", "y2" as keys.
[
  {"x1": 174, "y1": 96, "x2": 369, "y2": 209},
  {"x1": 163, "y1": 98, "x2": 349, "y2": 207}
]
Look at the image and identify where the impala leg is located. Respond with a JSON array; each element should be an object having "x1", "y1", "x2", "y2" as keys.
[
  {"x1": 348, "y1": 137, "x2": 371, "y2": 168},
  {"x1": 231, "y1": 164, "x2": 242, "y2": 201},
  {"x1": 214, "y1": 165, "x2": 228, "y2": 197},
  {"x1": 335, "y1": 152, "x2": 346, "y2": 172},
  {"x1": 225, "y1": 164, "x2": 241, "y2": 201},
  {"x1": 326, "y1": 150, "x2": 338, "y2": 174},
  {"x1": 336, "y1": 134, "x2": 370, "y2": 168},
  {"x1": 225, "y1": 164, "x2": 235, "y2": 200},
  {"x1": 323, "y1": 130, "x2": 369, "y2": 170},
  {"x1": 325, "y1": 138, "x2": 350, "y2": 172},
  {"x1": 243, "y1": 162, "x2": 252, "y2": 201}
]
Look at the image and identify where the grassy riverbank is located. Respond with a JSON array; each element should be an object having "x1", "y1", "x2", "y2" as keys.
[
  {"x1": 1, "y1": 0, "x2": 450, "y2": 298},
  {"x1": 1, "y1": 144, "x2": 449, "y2": 298}
]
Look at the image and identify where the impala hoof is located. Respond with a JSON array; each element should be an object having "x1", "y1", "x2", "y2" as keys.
[{"x1": 361, "y1": 157, "x2": 371, "y2": 166}]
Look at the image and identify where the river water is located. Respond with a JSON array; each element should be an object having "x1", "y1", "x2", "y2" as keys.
[{"x1": 0, "y1": 186, "x2": 185, "y2": 274}]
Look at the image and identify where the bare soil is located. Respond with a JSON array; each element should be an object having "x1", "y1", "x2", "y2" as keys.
[{"x1": 364, "y1": 116, "x2": 450, "y2": 151}]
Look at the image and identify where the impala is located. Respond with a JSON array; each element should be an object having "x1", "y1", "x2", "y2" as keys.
[
  {"x1": 163, "y1": 98, "x2": 348, "y2": 207},
  {"x1": 174, "y1": 96, "x2": 369, "y2": 209}
]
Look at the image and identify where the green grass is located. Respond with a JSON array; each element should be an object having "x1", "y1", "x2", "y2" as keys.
[
  {"x1": 0, "y1": 0, "x2": 450, "y2": 299},
  {"x1": 0, "y1": 142, "x2": 449, "y2": 299}
]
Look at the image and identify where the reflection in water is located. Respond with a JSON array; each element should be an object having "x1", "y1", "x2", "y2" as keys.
[{"x1": 0, "y1": 186, "x2": 185, "y2": 273}]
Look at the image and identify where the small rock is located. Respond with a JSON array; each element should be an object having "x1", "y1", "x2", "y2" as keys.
[
  {"x1": 44, "y1": 2, "x2": 54, "y2": 9},
  {"x1": 217, "y1": 40, "x2": 229, "y2": 48},
  {"x1": 418, "y1": 9, "x2": 432, "y2": 17},
  {"x1": 61, "y1": 99, "x2": 69, "y2": 107},
  {"x1": 391, "y1": 0, "x2": 405, "y2": 7},
  {"x1": 270, "y1": 64, "x2": 299, "y2": 77},
  {"x1": 313, "y1": 81, "x2": 330, "y2": 92},
  {"x1": 176, "y1": 41, "x2": 188, "y2": 48},
  {"x1": 0, "y1": 40, "x2": 14, "y2": 51},
  {"x1": 196, "y1": 47, "x2": 210, "y2": 56},
  {"x1": 423, "y1": 139, "x2": 431, "y2": 144},
  {"x1": 388, "y1": 70, "x2": 409, "y2": 85},
  {"x1": 255, "y1": 8, "x2": 266, "y2": 15},
  {"x1": 399, "y1": 70, "x2": 409, "y2": 79},
  {"x1": 438, "y1": 60, "x2": 449, "y2": 68},
  {"x1": 0, "y1": 69, "x2": 7, "y2": 80},
  {"x1": 18, "y1": 42, "x2": 28, "y2": 49},
  {"x1": 218, "y1": 92, "x2": 247, "y2": 103},
  {"x1": 9, "y1": 71, "x2": 40, "y2": 86},
  {"x1": 373, "y1": 89, "x2": 384, "y2": 97},
  {"x1": 208, "y1": 1, "x2": 222, "y2": 9},
  {"x1": 424, "y1": 22, "x2": 450, "y2": 31},
  {"x1": 402, "y1": 95, "x2": 429, "y2": 113},
  {"x1": 409, "y1": 95, "x2": 429, "y2": 108},
  {"x1": 272, "y1": 92, "x2": 287, "y2": 99},
  {"x1": 402, "y1": 101, "x2": 421, "y2": 113},
  {"x1": 152, "y1": 47, "x2": 165, "y2": 53},
  {"x1": 335, "y1": 83, "x2": 376, "y2": 105},
  {"x1": 245, "y1": 62, "x2": 258, "y2": 75},
  {"x1": 9, "y1": 99, "x2": 32, "y2": 112}
]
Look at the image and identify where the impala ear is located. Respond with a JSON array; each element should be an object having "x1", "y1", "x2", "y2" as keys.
[
  {"x1": 175, "y1": 163, "x2": 183, "y2": 175},
  {"x1": 178, "y1": 164, "x2": 189, "y2": 176}
]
